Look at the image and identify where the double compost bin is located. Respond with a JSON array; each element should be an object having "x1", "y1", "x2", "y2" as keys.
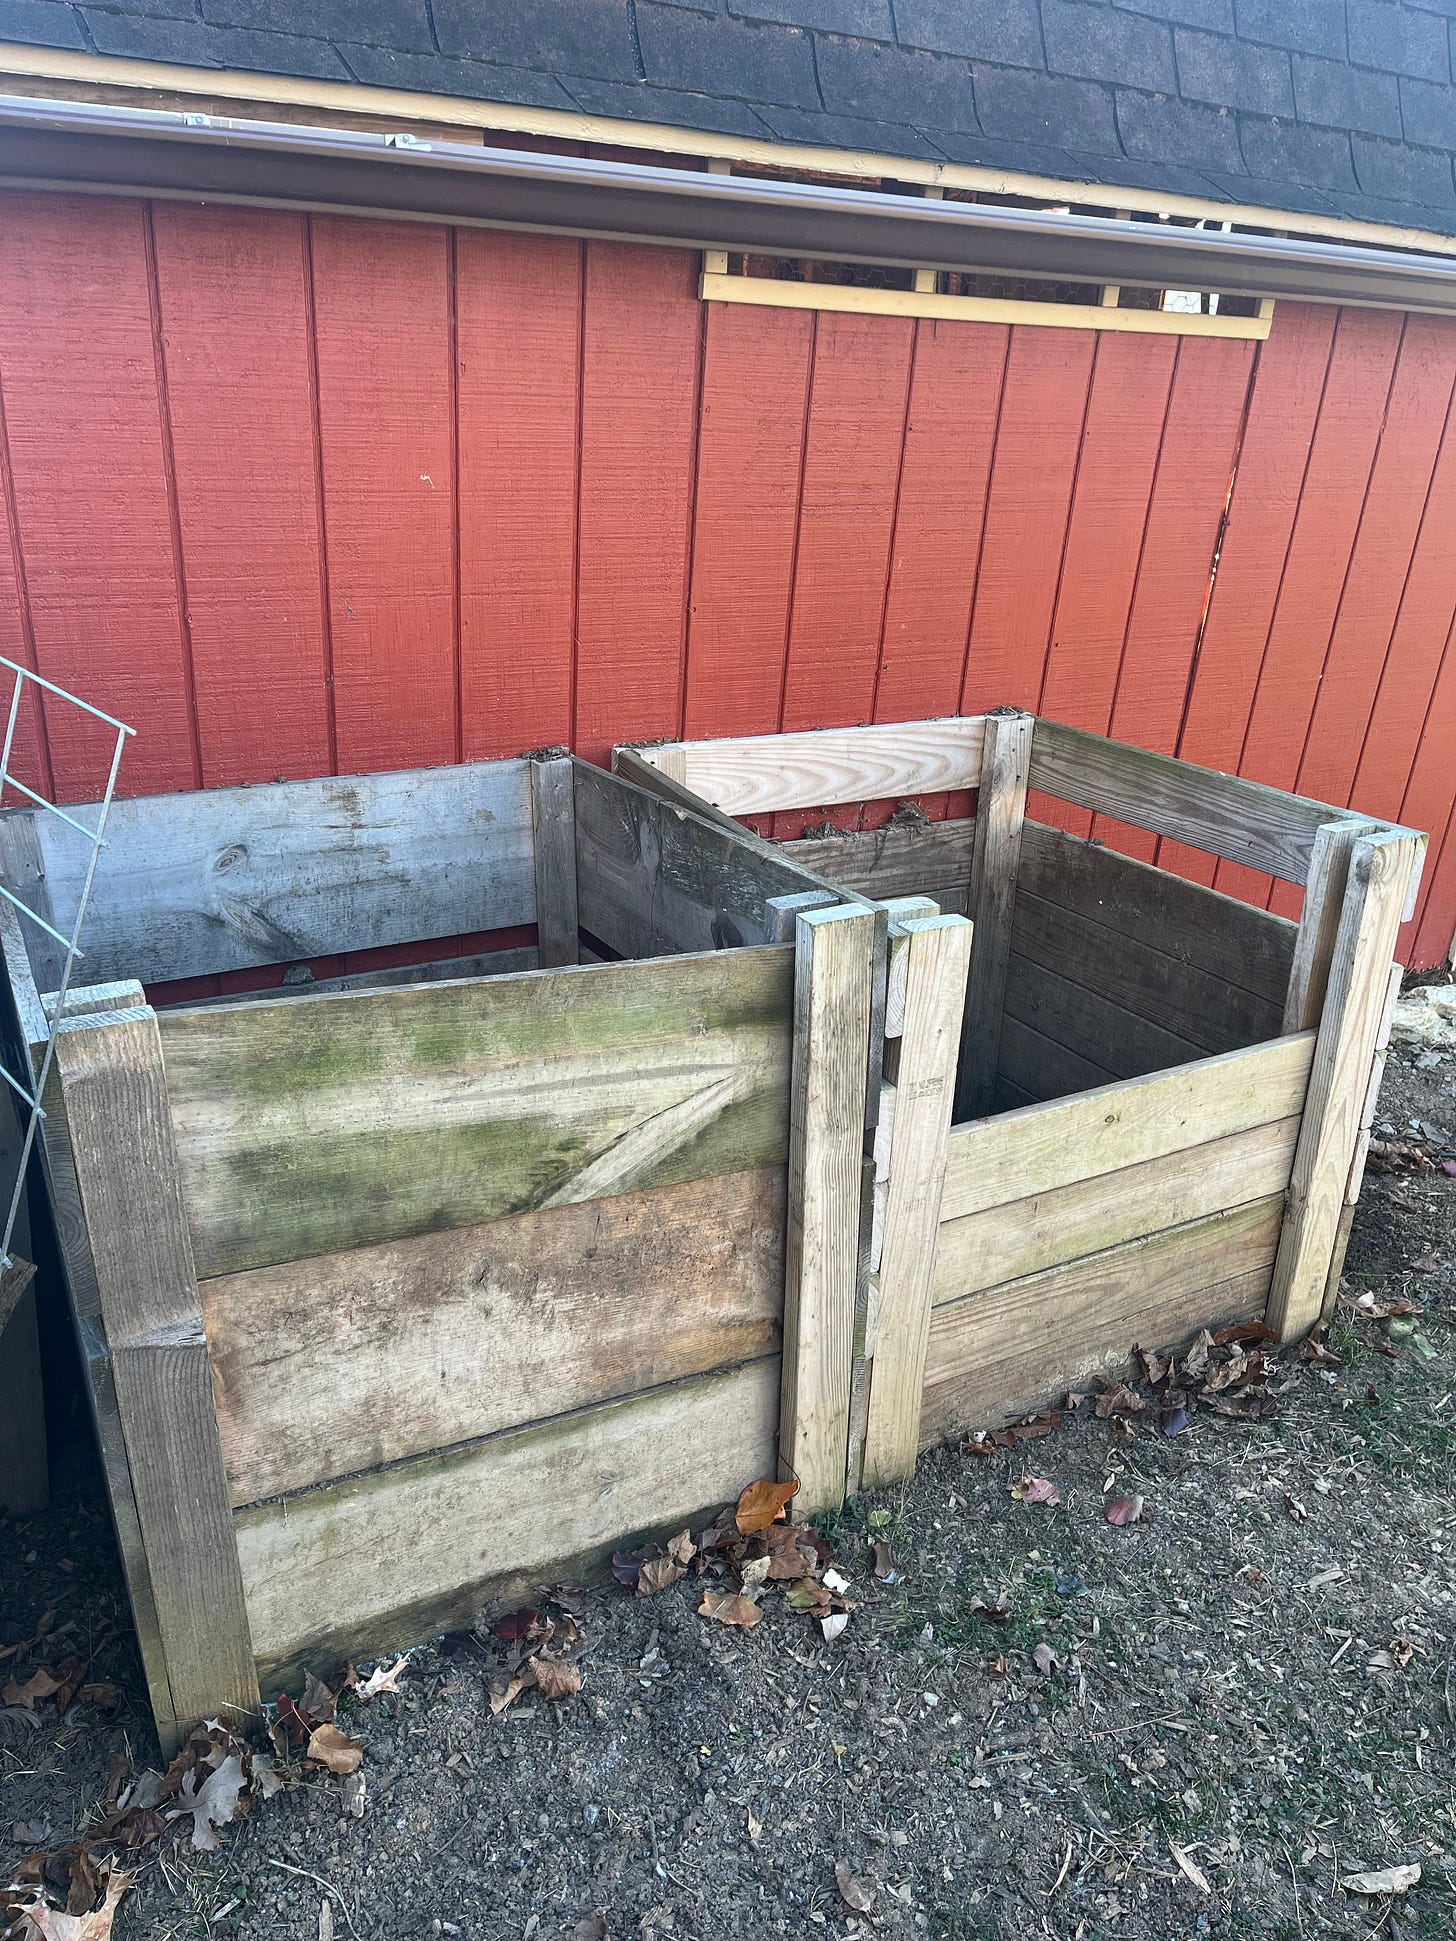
[{"x1": 0, "y1": 714, "x2": 1422, "y2": 1747}]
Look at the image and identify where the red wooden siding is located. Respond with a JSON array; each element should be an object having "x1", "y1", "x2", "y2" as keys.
[{"x1": 1, "y1": 190, "x2": 1454, "y2": 969}]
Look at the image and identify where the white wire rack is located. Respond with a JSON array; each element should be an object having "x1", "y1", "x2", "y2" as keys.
[{"x1": 0, "y1": 655, "x2": 133, "y2": 1268}]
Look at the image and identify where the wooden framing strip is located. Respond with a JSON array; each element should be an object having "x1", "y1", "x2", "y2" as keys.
[
  {"x1": 942, "y1": 1030, "x2": 1316, "y2": 1223},
  {"x1": 1026, "y1": 719, "x2": 1361, "y2": 887},
  {"x1": 1018, "y1": 821, "x2": 1297, "y2": 1009},
  {"x1": 780, "y1": 904, "x2": 877, "y2": 1515},
  {"x1": 160, "y1": 946, "x2": 796, "y2": 1278},
  {"x1": 935, "y1": 1114, "x2": 1300, "y2": 1305},
  {"x1": 631, "y1": 719, "x2": 987, "y2": 818},
  {"x1": 52, "y1": 1006, "x2": 259, "y2": 1740},
  {"x1": 1317, "y1": 960, "x2": 1406, "y2": 1319},
  {"x1": 1283, "y1": 820, "x2": 1379, "y2": 1031},
  {"x1": 1267, "y1": 831, "x2": 1425, "y2": 1338},
  {"x1": 203, "y1": 1166, "x2": 785, "y2": 1507},
  {"x1": 1, "y1": 760, "x2": 536, "y2": 989},
  {"x1": 530, "y1": 756, "x2": 578, "y2": 969},
  {"x1": 860, "y1": 915, "x2": 972, "y2": 1487},
  {"x1": 956, "y1": 711, "x2": 1033, "y2": 1122},
  {"x1": 921, "y1": 1204, "x2": 1279, "y2": 1450},
  {"x1": 235, "y1": 1357, "x2": 779, "y2": 1692},
  {"x1": 782, "y1": 818, "x2": 973, "y2": 911}
]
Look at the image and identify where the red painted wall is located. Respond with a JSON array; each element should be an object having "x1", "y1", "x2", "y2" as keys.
[{"x1": 1, "y1": 190, "x2": 1454, "y2": 969}]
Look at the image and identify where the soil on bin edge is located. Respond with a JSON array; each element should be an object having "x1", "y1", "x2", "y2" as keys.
[{"x1": 2, "y1": 1048, "x2": 1454, "y2": 1941}]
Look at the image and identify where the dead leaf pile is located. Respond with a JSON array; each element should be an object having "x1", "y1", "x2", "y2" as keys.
[
  {"x1": 477, "y1": 1595, "x2": 592, "y2": 1716},
  {"x1": 966, "y1": 1410, "x2": 1061, "y2": 1456},
  {"x1": 611, "y1": 1478, "x2": 855, "y2": 1644},
  {"x1": 2, "y1": 1848, "x2": 132, "y2": 1941},
  {"x1": 1, "y1": 1627, "x2": 121, "y2": 1727}
]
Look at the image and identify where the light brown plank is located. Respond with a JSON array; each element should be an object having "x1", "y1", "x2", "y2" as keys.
[
  {"x1": 920, "y1": 1263, "x2": 1272, "y2": 1449},
  {"x1": 1027, "y1": 718, "x2": 1358, "y2": 886},
  {"x1": 204, "y1": 1167, "x2": 785, "y2": 1506},
  {"x1": 944, "y1": 1030, "x2": 1316, "y2": 1221},
  {"x1": 1282, "y1": 819, "x2": 1377, "y2": 1032},
  {"x1": 638, "y1": 719, "x2": 987, "y2": 817},
  {"x1": 1011, "y1": 889, "x2": 1284, "y2": 1053},
  {"x1": 160, "y1": 947, "x2": 795, "y2": 1278},
  {"x1": 1268, "y1": 831, "x2": 1425, "y2": 1337},
  {"x1": 52, "y1": 1007, "x2": 259, "y2": 1740},
  {"x1": 957, "y1": 711, "x2": 1034, "y2": 1120},
  {"x1": 782, "y1": 819, "x2": 974, "y2": 909},
  {"x1": 235, "y1": 1357, "x2": 779, "y2": 1691},
  {"x1": 1018, "y1": 820, "x2": 1297, "y2": 1007},
  {"x1": 530, "y1": 755, "x2": 579, "y2": 969},
  {"x1": 861, "y1": 915, "x2": 972, "y2": 1488},
  {"x1": 781, "y1": 903, "x2": 877, "y2": 1515},
  {"x1": 934, "y1": 1114, "x2": 1299, "y2": 1304}
]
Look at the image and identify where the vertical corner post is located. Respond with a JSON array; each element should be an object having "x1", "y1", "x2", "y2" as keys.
[
  {"x1": 531, "y1": 756, "x2": 579, "y2": 970},
  {"x1": 52, "y1": 1006, "x2": 259, "y2": 1745},
  {"x1": 1283, "y1": 818, "x2": 1378, "y2": 1032},
  {"x1": 955, "y1": 710, "x2": 1033, "y2": 1122},
  {"x1": 861, "y1": 912, "x2": 973, "y2": 1489},
  {"x1": 1268, "y1": 830, "x2": 1425, "y2": 1340},
  {"x1": 780, "y1": 903, "x2": 877, "y2": 1517}
]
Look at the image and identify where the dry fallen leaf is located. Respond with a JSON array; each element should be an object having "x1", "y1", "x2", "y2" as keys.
[
  {"x1": 1105, "y1": 1495, "x2": 1144, "y2": 1526},
  {"x1": 356, "y1": 1654, "x2": 410, "y2": 1698},
  {"x1": 530, "y1": 1658, "x2": 582, "y2": 1701},
  {"x1": 1010, "y1": 1476, "x2": 1061, "y2": 1506},
  {"x1": 300, "y1": 1670, "x2": 336, "y2": 1724},
  {"x1": 834, "y1": 1861, "x2": 875, "y2": 1913},
  {"x1": 487, "y1": 1672, "x2": 531, "y2": 1717},
  {"x1": 635, "y1": 1556, "x2": 687, "y2": 1598},
  {"x1": 1169, "y1": 1840, "x2": 1210, "y2": 1894},
  {"x1": 698, "y1": 1591, "x2": 764, "y2": 1629},
  {"x1": 170, "y1": 1755, "x2": 247, "y2": 1853},
  {"x1": 304, "y1": 1725, "x2": 363, "y2": 1776},
  {"x1": 2, "y1": 1669, "x2": 62, "y2": 1711},
  {"x1": 13, "y1": 1867, "x2": 132, "y2": 1941},
  {"x1": 1031, "y1": 1643, "x2": 1058, "y2": 1676},
  {"x1": 1342, "y1": 1863, "x2": 1420, "y2": 1897},
  {"x1": 820, "y1": 1613, "x2": 849, "y2": 1643},
  {"x1": 735, "y1": 1478, "x2": 798, "y2": 1535}
]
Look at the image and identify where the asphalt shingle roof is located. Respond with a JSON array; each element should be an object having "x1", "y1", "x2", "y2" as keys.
[{"x1": 5, "y1": 0, "x2": 1456, "y2": 237}]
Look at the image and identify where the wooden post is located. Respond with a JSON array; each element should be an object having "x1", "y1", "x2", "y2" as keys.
[
  {"x1": 53, "y1": 1006, "x2": 259, "y2": 1741},
  {"x1": 862, "y1": 915, "x2": 973, "y2": 1488},
  {"x1": 780, "y1": 904, "x2": 877, "y2": 1516},
  {"x1": 1282, "y1": 819, "x2": 1377, "y2": 1032},
  {"x1": 956, "y1": 710, "x2": 1033, "y2": 1122},
  {"x1": 1267, "y1": 831, "x2": 1424, "y2": 1339},
  {"x1": 1320, "y1": 958, "x2": 1404, "y2": 1319},
  {"x1": 531, "y1": 756, "x2": 579, "y2": 969}
]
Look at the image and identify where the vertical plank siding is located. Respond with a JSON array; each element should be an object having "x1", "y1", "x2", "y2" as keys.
[{"x1": 2, "y1": 192, "x2": 1455, "y2": 965}]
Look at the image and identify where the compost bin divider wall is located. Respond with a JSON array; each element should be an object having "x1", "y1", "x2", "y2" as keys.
[{"x1": 624, "y1": 711, "x2": 1427, "y2": 1495}]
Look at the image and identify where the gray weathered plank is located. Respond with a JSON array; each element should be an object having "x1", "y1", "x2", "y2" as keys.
[
  {"x1": 203, "y1": 1166, "x2": 785, "y2": 1506},
  {"x1": 957, "y1": 711, "x2": 1034, "y2": 1120},
  {"x1": 1268, "y1": 831, "x2": 1424, "y2": 1338},
  {"x1": 781, "y1": 903, "x2": 877, "y2": 1516},
  {"x1": 996, "y1": 1012, "x2": 1117, "y2": 1103},
  {"x1": 52, "y1": 1007, "x2": 259, "y2": 1740},
  {"x1": 1282, "y1": 819, "x2": 1377, "y2": 1032},
  {"x1": 161, "y1": 947, "x2": 796, "y2": 1278},
  {"x1": 1018, "y1": 820, "x2": 1297, "y2": 1008},
  {"x1": 4, "y1": 761, "x2": 535, "y2": 988},
  {"x1": 1027, "y1": 720, "x2": 1362, "y2": 887},
  {"x1": 235, "y1": 1357, "x2": 779, "y2": 1691},
  {"x1": 531, "y1": 756, "x2": 579, "y2": 969},
  {"x1": 782, "y1": 819, "x2": 974, "y2": 910},
  {"x1": 1004, "y1": 955, "x2": 1204, "y2": 1083}
]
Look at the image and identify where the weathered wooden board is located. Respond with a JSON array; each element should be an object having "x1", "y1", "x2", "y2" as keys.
[
  {"x1": 944, "y1": 1030, "x2": 1315, "y2": 1221},
  {"x1": 161, "y1": 948, "x2": 795, "y2": 1278},
  {"x1": 531, "y1": 756, "x2": 579, "y2": 969},
  {"x1": 0, "y1": 762, "x2": 535, "y2": 989},
  {"x1": 203, "y1": 1166, "x2": 785, "y2": 1506},
  {"x1": 638, "y1": 719, "x2": 986, "y2": 818},
  {"x1": 782, "y1": 820, "x2": 974, "y2": 910},
  {"x1": 1027, "y1": 720, "x2": 1354, "y2": 887},
  {"x1": 574, "y1": 762, "x2": 842, "y2": 957},
  {"x1": 53, "y1": 1007, "x2": 259, "y2": 1738},
  {"x1": 1282, "y1": 819, "x2": 1375, "y2": 1032},
  {"x1": 1010, "y1": 892, "x2": 1284, "y2": 1054},
  {"x1": 995, "y1": 1013, "x2": 1117, "y2": 1103},
  {"x1": 921, "y1": 1197, "x2": 1283, "y2": 1445},
  {"x1": 958, "y1": 711, "x2": 1033, "y2": 1119},
  {"x1": 934, "y1": 1115, "x2": 1299, "y2": 1303},
  {"x1": 1018, "y1": 820, "x2": 1297, "y2": 1007},
  {"x1": 235, "y1": 1357, "x2": 779, "y2": 1689},
  {"x1": 1003, "y1": 954, "x2": 1205, "y2": 1082}
]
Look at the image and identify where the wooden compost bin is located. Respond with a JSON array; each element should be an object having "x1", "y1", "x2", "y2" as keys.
[
  {"x1": 0, "y1": 755, "x2": 890, "y2": 1751},
  {"x1": 621, "y1": 716, "x2": 1426, "y2": 1492}
]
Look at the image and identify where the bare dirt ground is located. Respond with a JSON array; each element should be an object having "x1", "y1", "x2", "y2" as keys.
[{"x1": 2, "y1": 1048, "x2": 1454, "y2": 1941}]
